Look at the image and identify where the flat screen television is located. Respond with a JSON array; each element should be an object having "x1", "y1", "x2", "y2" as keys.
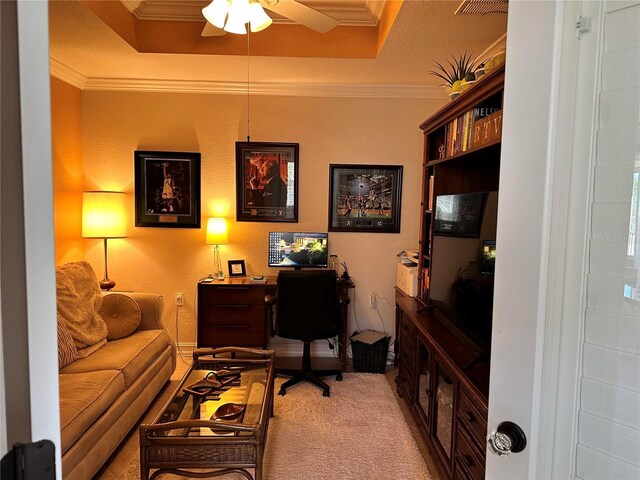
[
  {"x1": 268, "y1": 232, "x2": 328, "y2": 269},
  {"x1": 430, "y1": 191, "x2": 498, "y2": 354}
]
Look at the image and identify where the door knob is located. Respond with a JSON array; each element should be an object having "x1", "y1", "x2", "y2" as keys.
[{"x1": 487, "y1": 421, "x2": 527, "y2": 457}]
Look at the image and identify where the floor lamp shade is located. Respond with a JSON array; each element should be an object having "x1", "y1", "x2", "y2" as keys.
[
  {"x1": 82, "y1": 191, "x2": 126, "y2": 238},
  {"x1": 82, "y1": 191, "x2": 126, "y2": 290}
]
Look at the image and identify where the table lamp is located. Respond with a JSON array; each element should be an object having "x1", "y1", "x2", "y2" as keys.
[
  {"x1": 206, "y1": 218, "x2": 228, "y2": 279},
  {"x1": 82, "y1": 191, "x2": 126, "y2": 290}
]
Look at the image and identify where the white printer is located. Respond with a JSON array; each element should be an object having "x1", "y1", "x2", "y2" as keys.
[{"x1": 396, "y1": 250, "x2": 419, "y2": 297}]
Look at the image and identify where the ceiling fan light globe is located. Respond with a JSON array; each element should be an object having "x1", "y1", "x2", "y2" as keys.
[
  {"x1": 202, "y1": 0, "x2": 229, "y2": 29},
  {"x1": 249, "y1": 2, "x2": 272, "y2": 32},
  {"x1": 224, "y1": 0, "x2": 250, "y2": 34}
]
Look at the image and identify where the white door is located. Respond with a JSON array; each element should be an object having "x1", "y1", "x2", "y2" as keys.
[{"x1": 488, "y1": 1, "x2": 640, "y2": 478}]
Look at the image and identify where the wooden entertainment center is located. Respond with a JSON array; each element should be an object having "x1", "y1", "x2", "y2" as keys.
[{"x1": 395, "y1": 65, "x2": 504, "y2": 480}]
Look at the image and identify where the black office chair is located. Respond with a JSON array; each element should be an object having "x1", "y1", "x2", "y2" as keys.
[{"x1": 265, "y1": 270, "x2": 349, "y2": 397}]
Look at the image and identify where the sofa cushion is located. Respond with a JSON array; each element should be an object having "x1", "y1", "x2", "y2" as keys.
[
  {"x1": 57, "y1": 314, "x2": 79, "y2": 369},
  {"x1": 59, "y1": 370, "x2": 124, "y2": 455},
  {"x1": 56, "y1": 261, "x2": 108, "y2": 357},
  {"x1": 100, "y1": 293, "x2": 141, "y2": 340},
  {"x1": 60, "y1": 329, "x2": 171, "y2": 388}
]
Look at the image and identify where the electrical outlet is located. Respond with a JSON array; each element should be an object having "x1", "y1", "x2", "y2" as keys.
[
  {"x1": 369, "y1": 292, "x2": 377, "y2": 308},
  {"x1": 175, "y1": 293, "x2": 184, "y2": 306}
]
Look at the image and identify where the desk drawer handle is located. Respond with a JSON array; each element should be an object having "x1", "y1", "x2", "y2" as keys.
[
  {"x1": 216, "y1": 304, "x2": 250, "y2": 309},
  {"x1": 463, "y1": 454, "x2": 475, "y2": 468},
  {"x1": 218, "y1": 325, "x2": 250, "y2": 329},
  {"x1": 465, "y1": 411, "x2": 477, "y2": 423}
]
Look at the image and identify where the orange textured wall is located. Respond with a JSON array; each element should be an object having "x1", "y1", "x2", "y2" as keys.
[
  {"x1": 79, "y1": 89, "x2": 445, "y2": 350},
  {"x1": 50, "y1": 76, "x2": 84, "y2": 264}
]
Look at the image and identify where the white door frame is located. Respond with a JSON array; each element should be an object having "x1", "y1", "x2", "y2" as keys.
[
  {"x1": 1, "y1": 0, "x2": 61, "y2": 476},
  {"x1": 487, "y1": 1, "x2": 577, "y2": 477},
  {"x1": 489, "y1": 1, "x2": 607, "y2": 478}
]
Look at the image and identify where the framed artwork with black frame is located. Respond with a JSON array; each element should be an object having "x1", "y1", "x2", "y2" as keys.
[
  {"x1": 134, "y1": 150, "x2": 201, "y2": 228},
  {"x1": 235, "y1": 142, "x2": 299, "y2": 223},
  {"x1": 328, "y1": 164, "x2": 403, "y2": 233},
  {"x1": 228, "y1": 259, "x2": 246, "y2": 277}
]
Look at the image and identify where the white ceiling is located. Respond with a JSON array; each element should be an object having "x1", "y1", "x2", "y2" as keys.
[{"x1": 48, "y1": 1, "x2": 507, "y2": 93}]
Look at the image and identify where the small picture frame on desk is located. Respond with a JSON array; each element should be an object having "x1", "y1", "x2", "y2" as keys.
[{"x1": 228, "y1": 260, "x2": 246, "y2": 277}]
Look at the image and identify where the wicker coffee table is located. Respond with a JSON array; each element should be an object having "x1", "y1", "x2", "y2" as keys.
[{"x1": 140, "y1": 347, "x2": 275, "y2": 480}]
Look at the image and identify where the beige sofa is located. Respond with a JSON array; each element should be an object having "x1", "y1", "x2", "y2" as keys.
[{"x1": 59, "y1": 292, "x2": 176, "y2": 479}]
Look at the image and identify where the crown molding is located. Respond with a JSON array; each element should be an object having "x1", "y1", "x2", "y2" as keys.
[
  {"x1": 83, "y1": 77, "x2": 443, "y2": 98},
  {"x1": 50, "y1": 57, "x2": 444, "y2": 98},
  {"x1": 49, "y1": 58, "x2": 87, "y2": 89}
]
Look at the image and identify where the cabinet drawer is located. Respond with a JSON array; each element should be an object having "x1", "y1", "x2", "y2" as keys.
[
  {"x1": 200, "y1": 304, "x2": 265, "y2": 326},
  {"x1": 396, "y1": 360, "x2": 415, "y2": 401},
  {"x1": 201, "y1": 285, "x2": 267, "y2": 305},
  {"x1": 398, "y1": 313, "x2": 416, "y2": 345},
  {"x1": 455, "y1": 425, "x2": 485, "y2": 480},
  {"x1": 198, "y1": 325, "x2": 266, "y2": 348},
  {"x1": 458, "y1": 389, "x2": 488, "y2": 450},
  {"x1": 453, "y1": 460, "x2": 474, "y2": 480},
  {"x1": 398, "y1": 339, "x2": 415, "y2": 373}
]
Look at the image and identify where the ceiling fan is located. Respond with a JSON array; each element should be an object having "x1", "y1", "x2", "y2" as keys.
[{"x1": 201, "y1": 0, "x2": 340, "y2": 36}]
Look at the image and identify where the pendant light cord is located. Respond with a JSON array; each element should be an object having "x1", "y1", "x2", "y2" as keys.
[{"x1": 247, "y1": 30, "x2": 251, "y2": 144}]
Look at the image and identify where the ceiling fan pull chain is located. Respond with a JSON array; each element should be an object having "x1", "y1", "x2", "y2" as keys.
[{"x1": 247, "y1": 29, "x2": 251, "y2": 144}]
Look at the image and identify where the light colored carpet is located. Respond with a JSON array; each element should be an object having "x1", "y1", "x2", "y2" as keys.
[{"x1": 124, "y1": 373, "x2": 433, "y2": 480}]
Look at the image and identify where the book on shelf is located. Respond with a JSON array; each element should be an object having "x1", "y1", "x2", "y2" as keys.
[
  {"x1": 472, "y1": 109, "x2": 503, "y2": 148},
  {"x1": 428, "y1": 175, "x2": 434, "y2": 210}
]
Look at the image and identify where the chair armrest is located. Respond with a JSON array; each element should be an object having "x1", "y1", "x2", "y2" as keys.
[
  {"x1": 338, "y1": 294, "x2": 350, "y2": 305},
  {"x1": 264, "y1": 294, "x2": 276, "y2": 305}
]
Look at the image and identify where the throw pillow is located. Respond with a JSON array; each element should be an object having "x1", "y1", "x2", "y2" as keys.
[
  {"x1": 57, "y1": 314, "x2": 79, "y2": 369},
  {"x1": 100, "y1": 293, "x2": 141, "y2": 340},
  {"x1": 56, "y1": 261, "x2": 108, "y2": 355}
]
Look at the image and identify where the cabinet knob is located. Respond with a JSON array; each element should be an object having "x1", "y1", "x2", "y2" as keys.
[
  {"x1": 487, "y1": 421, "x2": 527, "y2": 457},
  {"x1": 465, "y1": 411, "x2": 476, "y2": 423},
  {"x1": 463, "y1": 454, "x2": 475, "y2": 467}
]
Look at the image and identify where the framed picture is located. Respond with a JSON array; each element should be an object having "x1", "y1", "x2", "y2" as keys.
[
  {"x1": 235, "y1": 142, "x2": 299, "y2": 222},
  {"x1": 328, "y1": 164, "x2": 403, "y2": 233},
  {"x1": 433, "y1": 192, "x2": 487, "y2": 237},
  {"x1": 134, "y1": 150, "x2": 201, "y2": 228},
  {"x1": 228, "y1": 259, "x2": 246, "y2": 277}
]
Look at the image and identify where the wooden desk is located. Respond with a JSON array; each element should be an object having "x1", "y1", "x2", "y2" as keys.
[
  {"x1": 197, "y1": 277, "x2": 277, "y2": 349},
  {"x1": 197, "y1": 276, "x2": 355, "y2": 371}
]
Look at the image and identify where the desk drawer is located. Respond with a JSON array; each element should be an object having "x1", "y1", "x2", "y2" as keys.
[
  {"x1": 199, "y1": 324, "x2": 266, "y2": 348},
  {"x1": 199, "y1": 304, "x2": 265, "y2": 326},
  {"x1": 201, "y1": 285, "x2": 267, "y2": 305}
]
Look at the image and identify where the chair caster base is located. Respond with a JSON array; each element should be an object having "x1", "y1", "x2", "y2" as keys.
[
  {"x1": 322, "y1": 390, "x2": 330, "y2": 397},
  {"x1": 278, "y1": 388, "x2": 287, "y2": 396},
  {"x1": 336, "y1": 373, "x2": 343, "y2": 381}
]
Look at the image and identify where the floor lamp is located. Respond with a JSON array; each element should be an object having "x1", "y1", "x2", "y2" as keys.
[
  {"x1": 82, "y1": 191, "x2": 126, "y2": 291},
  {"x1": 206, "y1": 218, "x2": 229, "y2": 280}
]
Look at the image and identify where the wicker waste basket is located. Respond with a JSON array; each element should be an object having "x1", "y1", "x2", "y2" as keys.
[{"x1": 351, "y1": 330, "x2": 390, "y2": 373}]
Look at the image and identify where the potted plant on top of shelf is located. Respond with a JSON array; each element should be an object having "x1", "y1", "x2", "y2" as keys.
[{"x1": 428, "y1": 52, "x2": 477, "y2": 100}]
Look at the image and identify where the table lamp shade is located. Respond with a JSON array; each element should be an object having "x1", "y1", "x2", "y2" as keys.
[
  {"x1": 82, "y1": 192, "x2": 126, "y2": 238},
  {"x1": 205, "y1": 218, "x2": 228, "y2": 245}
]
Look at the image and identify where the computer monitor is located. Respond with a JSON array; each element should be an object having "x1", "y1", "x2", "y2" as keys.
[
  {"x1": 481, "y1": 240, "x2": 496, "y2": 275},
  {"x1": 268, "y1": 232, "x2": 328, "y2": 269}
]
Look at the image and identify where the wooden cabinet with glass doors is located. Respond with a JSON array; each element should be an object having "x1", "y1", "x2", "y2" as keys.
[{"x1": 395, "y1": 65, "x2": 504, "y2": 480}]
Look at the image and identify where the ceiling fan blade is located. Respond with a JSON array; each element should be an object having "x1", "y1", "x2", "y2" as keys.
[
  {"x1": 201, "y1": 22, "x2": 226, "y2": 37},
  {"x1": 261, "y1": 0, "x2": 339, "y2": 33}
]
